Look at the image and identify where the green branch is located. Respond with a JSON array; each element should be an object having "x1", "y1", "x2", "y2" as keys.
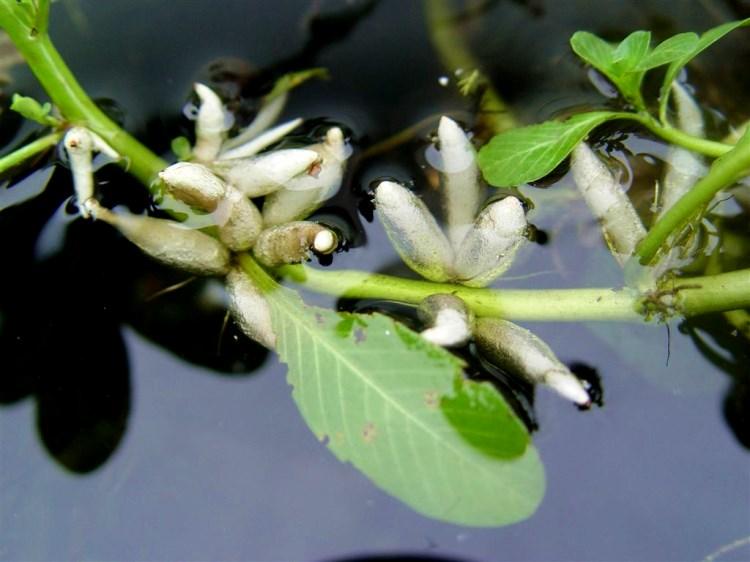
[
  {"x1": 631, "y1": 114, "x2": 731, "y2": 158},
  {"x1": 637, "y1": 127, "x2": 750, "y2": 263},
  {"x1": 0, "y1": 6, "x2": 166, "y2": 186},
  {"x1": 271, "y1": 261, "x2": 750, "y2": 322},
  {"x1": 0, "y1": 131, "x2": 60, "y2": 173}
]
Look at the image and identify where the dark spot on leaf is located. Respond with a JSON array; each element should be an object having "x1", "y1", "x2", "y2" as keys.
[
  {"x1": 362, "y1": 421, "x2": 377, "y2": 443},
  {"x1": 354, "y1": 327, "x2": 366, "y2": 343},
  {"x1": 424, "y1": 390, "x2": 440, "y2": 409},
  {"x1": 315, "y1": 312, "x2": 325, "y2": 325}
]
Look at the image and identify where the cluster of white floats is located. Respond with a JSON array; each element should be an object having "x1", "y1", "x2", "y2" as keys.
[{"x1": 60, "y1": 81, "x2": 707, "y2": 409}]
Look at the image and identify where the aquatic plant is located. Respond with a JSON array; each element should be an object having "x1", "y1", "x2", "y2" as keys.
[{"x1": 1, "y1": 0, "x2": 749, "y2": 528}]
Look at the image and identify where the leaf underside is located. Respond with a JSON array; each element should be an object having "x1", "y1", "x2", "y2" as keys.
[{"x1": 245, "y1": 260, "x2": 545, "y2": 527}]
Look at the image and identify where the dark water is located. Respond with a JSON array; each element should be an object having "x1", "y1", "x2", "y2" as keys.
[{"x1": 1, "y1": 1, "x2": 749, "y2": 560}]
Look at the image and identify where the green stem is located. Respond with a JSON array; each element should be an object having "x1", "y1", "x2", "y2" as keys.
[
  {"x1": 0, "y1": 17, "x2": 166, "y2": 186},
  {"x1": 675, "y1": 268, "x2": 750, "y2": 316},
  {"x1": 0, "y1": 131, "x2": 60, "y2": 173},
  {"x1": 423, "y1": 0, "x2": 517, "y2": 135},
  {"x1": 273, "y1": 262, "x2": 750, "y2": 321},
  {"x1": 628, "y1": 113, "x2": 731, "y2": 157},
  {"x1": 35, "y1": 0, "x2": 50, "y2": 35},
  {"x1": 637, "y1": 129, "x2": 750, "y2": 263}
]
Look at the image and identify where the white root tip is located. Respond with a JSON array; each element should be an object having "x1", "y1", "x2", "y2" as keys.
[
  {"x1": 418, "y1": 294, "x2": 472, "y2": 347},
  {"x1": 545, "y1": 370, "x2": 592, "y2": 407},
  {"x1": 193, "y1": 82, "x2": 231, "y2": 162},
  {"x1": 420, "y1": 309, "x2": 472, "y2": 347},
  {"x1": 313, "y1": 229, "x2": 337, "y2": 254}
]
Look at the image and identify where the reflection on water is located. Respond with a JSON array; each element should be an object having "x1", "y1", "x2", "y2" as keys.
[{"x1": 1, "y1": 0, "x2": 749, "y2": 560}]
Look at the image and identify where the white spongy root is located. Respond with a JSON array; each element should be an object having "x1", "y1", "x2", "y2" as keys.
[
  {"x1": 226, "y1": 267, "x2": 276, "y2": 349},
  {"x1": 453, "y1": 196, "x2": 527, "y2": 287},
  {"x1": 220, "y1": 94, "x2": 290, "y2": 155},
  {"x1": 87, "y1": 199, "x2": 230, "y2": 275},
  {"x1": 64, "y1": 127, "x2": 95, "y2": 217},
  {"x1": 374, "y1": 180, "x2": 454, "y2": 282},
  {"x1": 437, "y1": 116, "x2": 482, "y2": 248},
  {"x1": 571, "y1": 143, "x2": 646, "y2": 265},
  {"x1": 216, "y1": 185, "x2": 263, "y2": 252},
  {"x1": 213, "y1": 148, "x2": 320, "y2": 197},
  {"x1": 658, "y1": 83, "x2": 707, "y2": 219},
  {"x1": 159, "y1": 162, "x2": 227, "y2": 211},
  {"x1": 261, "y1": 127, "x2": 350, "y2": 226},
  {"x1": 193, "y1": 83, "x2": 231, "y2": 162},
  {"x1": 474, "y1": 318, "x2": 591, "y2": 407},
  {"x1": 219, "y1": 117, "x2": 302, "y2": 161}
]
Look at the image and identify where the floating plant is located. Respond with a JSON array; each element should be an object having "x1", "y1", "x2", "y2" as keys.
[{"x1": 1, "y1": 0, "x2": 750, "y2": 529}]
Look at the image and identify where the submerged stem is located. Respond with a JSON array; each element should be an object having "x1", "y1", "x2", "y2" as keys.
[{"x1": 423, "y1": 0, "x2": 517, "y2": 135}]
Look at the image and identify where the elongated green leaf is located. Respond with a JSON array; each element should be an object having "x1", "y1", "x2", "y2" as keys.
[
  {"x1": 10, "y1": 94, "x2": 59, "y2": 127},
  {"x1": 635, "y1": 32, "x2": 698, "y2": 70},
  {"x1": 659, "y1": 18, "x2": 750, "y2": 120},
  {"x1": 264, "y1": 68, "x2": 329, "y2": 102},
  {"x1": 570, "y1": 31, "x2": 614, "y2": 73},
  {"x1": 477, "y1": 111, "x2": 621, "y2": 186},
  {"x1": 242, "y1": 258, "x2": 545, "y2": 527}
]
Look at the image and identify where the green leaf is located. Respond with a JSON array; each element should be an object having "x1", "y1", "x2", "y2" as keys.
[
  {"x1": 477, "y1": 111, "x2": 621, "y2": 186},
  {"x1": 571, "y1": 31, "x2": 648, "y2": 107},
  {"x1": 243, "y1": 258, "x2": 545, "y2": 527},
  {"x1": 658, "y1": 18, "x2": 750, "y2": 121},
  {"x1": 10, "y1": 94, "x2": 59, "y2": 127},
  {"x1": 570, "y1": 31, "x2": 614, "y2": 73},
  {"x1": 264, "y1": 68, "x2": 329, "y2": 102},
  {"x1": 635, "y1": 32, "x2": 698, "y2": 70},
  {"x1": 612, "y1": 30, "x2": 651, "y2": 66}
]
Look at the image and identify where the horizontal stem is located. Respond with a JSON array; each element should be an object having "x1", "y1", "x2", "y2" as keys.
[
  {"x1": 675, "y1": 268, "x2": 750, "y2": 316},
  {"x1": 277, "y1": 264, "x2": 750, "y2": 322},
  {"x1": 0, "y1": 131, "x2": 60, "y2": 174},
  {"x1": 280, "y1": 265, "x2": 640, "y2": 321},
  {"x1": 633, "y1": 115, "x2": 731, "y2": 157}
]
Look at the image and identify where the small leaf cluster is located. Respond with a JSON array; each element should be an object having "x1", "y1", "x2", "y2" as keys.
[{"x1": 478, "y1": 18, "x2": 750, "y2": 188}]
